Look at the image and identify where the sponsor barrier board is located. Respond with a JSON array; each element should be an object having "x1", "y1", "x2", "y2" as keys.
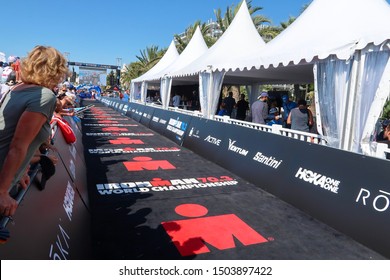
[
  {"x1": 148, "y1": 108, "x2": 192, "y2": 145},
  {"x1": 0, "y1": 127, "x2": 91, "y2": 259},
  {"x1": 183, "y1": 116, "x2": 390, "y2": 258},
  {"x1": 79, "y1": 98, "x2": 390, "y2": 258}
]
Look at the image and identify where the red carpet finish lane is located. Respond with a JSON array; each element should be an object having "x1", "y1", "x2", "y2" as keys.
[{"x1": 81, "y1": 100, "x2": 385, "y2": 260}]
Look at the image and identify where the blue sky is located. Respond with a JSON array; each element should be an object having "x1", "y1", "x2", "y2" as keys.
[{"x1": 1, "y1": 0, "x2": 388, "y2": 66}]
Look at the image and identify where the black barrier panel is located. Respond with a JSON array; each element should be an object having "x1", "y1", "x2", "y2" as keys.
[
  {"x1": 0, "y1": 131, "x2": 91, "y2": 259},
  {"x1": 139, "y1": 105, "x2": 155, "y2": 127},
  {"x1": 183, "y1": 117, "x2": 390, "y2": 258},
  {"x1": 183, "y1": 117, "x2": 232, "y2": 164},
  {"x1": 98, "y1": 97, "x2": 111, "y2": 108},
  {"x1": 121, "y1": 102, "x2": 134, "y2": 119},
  {"x1": 145, "y1": 106, "x2": 169, "y2": 136},
  {"x1": 110, "y1": 99, "x2": 121, "y2": 113},
  {"x1": 53, "y1": 121, "x2": 90, "y2": 209},
  {"x1": 106, "y1": 98, "x2": 124, "y2": 113},
  {"x1": 148, "y1": 107, "x2": 192, "y2": 145},
  {"x1": 119, "y1": 100, "x2": 137, "y2": 119},
  {"x1": 66, "y1": 116, "x2": 86, "y2": 165},
  {"x1": 61, "y1": 117, "x2": 90, "y2": 208},
  {"x1": 96, "y1": 98, "x2": 127, "y2": 118},
  {"x1": 119, "y1": 102, "x2": 130, "y2": 116},
  {"x1": 113, "y1": 100, "x2": 130, "y2": 116},
  {"x1": 126, "y1": 103, "x2": 145, "y2": 122}
]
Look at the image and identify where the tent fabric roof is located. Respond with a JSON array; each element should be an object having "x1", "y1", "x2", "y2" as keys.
[
  {"x1": 146, "y1": 26, "x2": 208, "y2": 81},
  {"x1": 132, "y1": 40, "x2": 179, "y2": 83},
  {"x1": 170, "y1": 0, "x2": 266, "y2": 78},
  {"x1": 246, "y1": 0, "x2": 390, "y2": 69},
  {"x1": 133, "y1": 0, "x2": 390, "y2": 86}
]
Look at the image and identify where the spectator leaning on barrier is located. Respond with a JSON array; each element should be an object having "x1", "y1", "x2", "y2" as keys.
[
  {"x1": 56, "y1": 92, "x2": 75, "y2": 117},
  {"x1": 0, "y1": 45, "x2": 68, "y2": 218}
]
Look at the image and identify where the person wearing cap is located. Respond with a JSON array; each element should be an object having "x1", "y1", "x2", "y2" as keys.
[
  {"x1": 281, "y1": 95, "x2": 297, "y2": 128},
  {"x1": 251, "y1": 91, "x2": 269, "y2": 124},
  {"x1": 266, "y1": 107, "x2": 283, "y2": 126}
]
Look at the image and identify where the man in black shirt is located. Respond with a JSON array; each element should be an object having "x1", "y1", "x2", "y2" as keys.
[
  {"x1": 236, "y1": 94, "x2": 249, "y2": 120},
  {"x1": 223, "y1": 92, "x2": 236, "y2": 118}
]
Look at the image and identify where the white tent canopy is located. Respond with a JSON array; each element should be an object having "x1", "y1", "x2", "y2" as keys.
[
  {"x1": 199, "y1": 0, "x2": 390, "y2": 154},
  {"x1": 244, "y1": 0, "x2": 390, "y2": 68},
  {"x1": 130, "y1": 0, "x2": 390, "y2": 155},
  {"x1": 131, "y1": 27, "x2": 208, "y2": 107},
  {"x1": 149, "y1": 26, "x2": 208, "y2": 82},
  {"x1": 132, "y1": 40, "x2": 179, "y2": 83},
  {"x1": 168, "y1": 0, "x2": 269, "y2": 117},
  {"x1": 149, "y1": 26, "x2": 209, "y2": 108},
  {"x1": 242, "y1": 0, "x2": 390, "y2": 154},
  {"x1": 130, "y1": 40, "x2": 179, "y2": 103},
  {"x1": 170, "y1": 0, "x2": 265, "y2": 78}
]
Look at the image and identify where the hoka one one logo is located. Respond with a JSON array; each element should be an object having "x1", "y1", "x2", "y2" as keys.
[{"x1": 295, "y1": 167, "x2": 340, "y2": 194}]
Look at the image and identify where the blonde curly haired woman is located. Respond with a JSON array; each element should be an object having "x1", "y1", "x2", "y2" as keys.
[{"x1": 0, "y1": 46, "x2": 68, "y2": 217}]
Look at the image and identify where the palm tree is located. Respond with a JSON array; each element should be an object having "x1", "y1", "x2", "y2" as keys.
[
  {"x1": 135, "y1": 45, "x2": 166, "y2": 72},
  {"x1": 382, "y1": 100, "x2": 390, "y2": 119},
  {"x1": 280, "y1": 16, "x2": 296, "y2": 30},
  {"x1": 214, "y1": 0, "x2": 272, "y2": 40},
  {"x1": 121, "y1": 62, "x2": 143, "y2": 88},
  {"x1": 121, "y1": 45, "x2": 166, "y2": 86},
  {"x1": 174, "y1": 20, "x2": 216, "y2": 52},
  {"x1": 258, "y1": 25, "x2": 282, "y2": 42},
  {"x1": 106, "y1": 70, "x2": 116, "y2": 87}
]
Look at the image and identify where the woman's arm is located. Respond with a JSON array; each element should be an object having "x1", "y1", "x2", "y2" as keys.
[
  {"x1": 287, "y1": 112, "x2": 292, "y2": 125},
  {"x1": 308, "y1": 109, "x2": 314, "y2": 127},
  {"x1": 0, "y1": 111, "x2": 47, "y2": 216}
]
